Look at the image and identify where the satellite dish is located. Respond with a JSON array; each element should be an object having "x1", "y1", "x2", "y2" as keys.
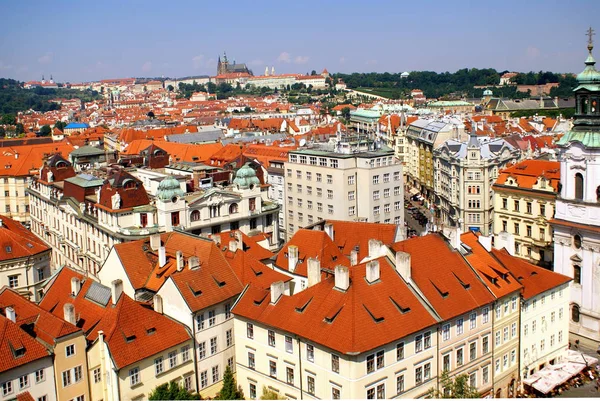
[{"x1": 299, "y1": 139, "x2": 307, "y2": 147}]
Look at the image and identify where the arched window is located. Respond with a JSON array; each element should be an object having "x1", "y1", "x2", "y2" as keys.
[
  {"x1": 573, "y1": 265, "x2": 581, "y2": 284},
  {"x1": 190, "y1": 210, "x2": 200, "y2": 222},
  {"x1": 229, "y1": 203, "x2": 239, "y2": 214},
  {"x1": 575, "y1": 173, "x2": 584, "y2": 200},
  {"x1": 572, "y1": 304, "x2": 580, "y2": 323},
  {"x1": 574, "y1": 235, "x2": 582, "y2": 249}
]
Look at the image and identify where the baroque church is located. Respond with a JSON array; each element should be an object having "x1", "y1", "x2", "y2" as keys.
[
  {"x1": 217, "y1": 52, "x2": 253, "y2": 75},
  {"x1": 552, "y1": 27, "x2": 600, "y2": 347}
]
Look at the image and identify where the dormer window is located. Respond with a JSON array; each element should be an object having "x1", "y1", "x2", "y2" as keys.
[{"x1": 123, "y1": 180, "x2": 136, "y2": 190}]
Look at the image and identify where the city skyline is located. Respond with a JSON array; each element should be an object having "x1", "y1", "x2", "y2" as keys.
[{"x1": 1, "y1": 0, "x2": 598, "y2": 83}]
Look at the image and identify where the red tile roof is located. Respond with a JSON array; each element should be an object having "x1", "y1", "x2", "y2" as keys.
[
  {"x1": 491, "y1": 249, "x2": 571, "y2": 300},
  {"x1": 16, "y1": 392, "x2": 35, "y2": 401},
  {"x1": 122, "y1": 140, "x2": 223, "y2": 163},
  {"x1": 222, "y1": 248, "x2": 291, "y2": 290},
  {"x1": 0, "y1": 142, "x2": 75, "y2": 177},
  {"x1": 0, "y1": 288, "x2": 80, "y2": 347},
  {"x1": 0, "y1": 215, "x2": 50, "y2": 261},
  {"x1": 39, "y1": 267, "x2": 191, "y2": 369},
  {"x1": 0, "y1": 315, "x2": 50, "y2": 374},
  {"x1": 460, "y1": 232, "x2": 522, "y2": 299},
  {"x1": 274, "y1": 229, "x2": 348, "y2": 277},
  {"x1": 494, "y1": 159, "x2": 560, "y2": 192},
  {"x1": 233, "y1": 256, "x2": 438, "y2": 354}
]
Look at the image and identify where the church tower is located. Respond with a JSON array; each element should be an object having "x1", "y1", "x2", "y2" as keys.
[{"x1": 552, "y1": 27, "x2": 600, "y2": 346}]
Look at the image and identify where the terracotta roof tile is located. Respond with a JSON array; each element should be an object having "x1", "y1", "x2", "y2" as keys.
[
  {"x1": 0, "y1": 315, "x2": 50, "y2": 374},
  {"x1": 0, "y1": 216, "x2": 49, "y2": 261}
]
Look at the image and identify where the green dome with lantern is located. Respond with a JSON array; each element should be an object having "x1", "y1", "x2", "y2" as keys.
[
  {"x1": 157, "y1": 175, "x2": 185, "y2": 201},
  {"x1": 233, "y1": 163, "x2": 260, "y2": 189}
]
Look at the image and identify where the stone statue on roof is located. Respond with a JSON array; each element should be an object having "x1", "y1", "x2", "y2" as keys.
[{"x1": 111, "y1": 192, "x2": 121, "y2": 210}]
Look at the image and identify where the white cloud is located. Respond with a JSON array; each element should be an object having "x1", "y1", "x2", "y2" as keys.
[
  {"x1": 294, "y1": 55, "x2": 310, "y2": 64},
  {"x1": 142, "y1": 61, "x2": 152, "y2": 73},
  {"x1": 38, "y1": 53, "x2": 53, "y2": 65},
  {"x1": 277, "y1": 52, "x2": 291, "y2": 63},
  {"x1": 0, "y1": 61, "x2": 13, "y2": 71}
]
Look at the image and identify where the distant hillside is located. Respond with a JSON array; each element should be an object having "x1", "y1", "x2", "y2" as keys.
[
  {"x1": 335, "y1": 69, "x2": 577, "y2": 99},
  {"x1": 0, "y1": 78, "x2": 101, "y2": 116}
]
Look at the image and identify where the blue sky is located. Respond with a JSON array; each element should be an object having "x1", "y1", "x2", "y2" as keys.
[{"x1": 1, "y1": 0, "x2": 598, "y2": 83}]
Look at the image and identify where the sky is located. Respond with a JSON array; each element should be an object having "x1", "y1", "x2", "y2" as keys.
[{"x1": 1, "y1": 0, "x2": 599, "y2": 83}]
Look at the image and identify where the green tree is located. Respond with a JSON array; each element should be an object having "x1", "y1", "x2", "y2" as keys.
[
  {"x1": 244, "y1": 106, "x2": 252, "y2": 113},
  {"x1": 167, "y1": 84, "x2": 175, "y2": 92},
  {"x1": 0, "y1": 127, "x2": 5, "y2": 137},
  {"x1": 148, "y1": 381, "x2": 201, "y2": 400},
  {"x1": 311, "y1": 70, "x2": 317, "y2": 76},
  {"x1": 341, "y1": 106, "x2": 351, "y2": 120},
  {"x1": 15, "y1": 123, "x2": 24, "y2": 135},
  {"x1": 54, "y1": 121, "x2": 67, "y2": 131},
  {"x1": 215, "y1": 365, "x2": 244, "y2": 400},
  {"x1": 428, "y1": 371, "x2": 480, "y2": 399},
  {"x1": 39, "y1": 125, "x2": 51, "y2": 136},
  {"x1": 1, "y1": 114, "x2": 16, "y2": 125},
  {"x1": 260, "y1": 386, "x2": 283, "y2": 400}
]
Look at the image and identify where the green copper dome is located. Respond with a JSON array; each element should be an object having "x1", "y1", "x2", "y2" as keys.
[
  {"x1": 576, "y1": 35, "x2": 600, "y2": 84},
  {"x1": 233, "y1": 163, "x2": 260, "y2": 189},
  {"x1": 157, "y1": 175, "x2": 185, "y2": 201}
]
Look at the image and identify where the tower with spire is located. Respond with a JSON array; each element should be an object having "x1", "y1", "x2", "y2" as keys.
[{"x1": 552, "y1": 27, "x2": 600, "y2": 346}]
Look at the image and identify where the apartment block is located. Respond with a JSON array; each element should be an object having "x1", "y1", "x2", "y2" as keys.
[{"x1": 283, "y1": 146, "x2": 404, "y2": 239}]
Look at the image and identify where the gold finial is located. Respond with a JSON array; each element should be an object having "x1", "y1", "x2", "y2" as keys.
[{"x1": 587, "y1": 27, "x2": 595, "y2": 51}]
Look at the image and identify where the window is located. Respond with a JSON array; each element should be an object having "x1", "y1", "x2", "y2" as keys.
[
  {"x1": 348, "y1": 206, "x2": 355, "y2": 216},
  {"x1": 8, "y1": 275, "x2": 18, "y2": 288},
  {"x1": 332, "y1": 387, "x2": 341, "y2": 399},
  {"x1": 394, "y1": 171, "x2": 400, "y2": 181},
  {"x1": 200, "y1": 371, "x2": 208, "y2": 388},
  {"x1": 384, "y1": 188, "x2": 390, "y2": 198},
  {"x1": 482, "y1": 307, "x2": 489, "y2": 324},
  {"x1": 316, "y1": 173, "x2": 322, "y2": 182},
  {"x1": 348, "y1": 175, "x2": 355, "y2": 185},
  {"x1": 373, "y1": 175, "x2": 379, "y2": 184},
  {"x1": 443, "y1": 353, "x2": 451, "y2": 371},
  {"x1": 286, "y1": 367, "x2": 294, "y2": 385},
  {"x1": 285, "y1": 336, "x2": 293, "y2": 353},
  {"x1": 483, "y1": 365, "x2": 490, "y2": 384},
  {"x1": 169, "y1": 351, "x2": 177, "y2": 369},
  {"x1": 373, "y1": 190, "x2": 380, "y2": 200},
  {"x1": 225, "y1": 303, "x2": 231, "y2": 319},
  {"x1": 394, "y1": 201, "x2": 401, "y2": 210},
  {"x1": 348, "y1": 191, "x2": 355, "y2": 200},
  {"x1": 415, "y1": 366, "x2": 423, "y2": 385},
  {"x1": 210, "y1": 337, "x2": 218, "y2": 355},
  {"x1": 307, "y1": 344, "x2": 314, "y2": 362},
  {"x1": 332, "y1": 354, "x2": 340, "y2": 373},
  {"x1": 514, "y1": 200, "x2": 520, "y2": 211},
  {"x1": 296, "y1": 184, "x2": 302, "y2": 194},
  {"x1": 575, "y1": 173, "x2": 584, "y2": 200},
  {"x1": 2, "y1": 381, "x2": 13, "y2": 396},
  {"x1": 184, "y1": 375, "x2": 193, "y2": 391},
  {"x1": 503, "y1": 327, "x2": 509, "y2": 342},
  {"x1": 62, "y1": 370, "x2": 71, "y2": 387},
  {"x1": 306, "y1": 172, "x2": 312, "y2": 180},
  {"x1": 247, "y1": 351, "x2": 255, "y2": 369},
  {"x1": 511, "y1": 349, "x2": 517, "y2": 364},
  {"x1": 249, "y1": 383, "x2": 256, "y2": 399},
  {"x1": 182, "y1": 345, "x2": 191, "y2": 363},
  {"x1": 383, "y1": 173, "x2": 390, "y2": 183},
  {"x1": 287, "y1": 169, "x2": 292, "y2": 177},
  {"x1": 495, "y1": 330, "x2": 501, "y2": 346},
  {"x1": 212, "y1": 366, "x2": 219, "y2": 383},
  {"x1": 424, "y1": 362, "x2": 431, "y2": 380},
  {"x1": 572, "y1": 304, "x2": 581, "y2": 322},
  {"x1": 442, "y1": 323, "x2": 450, "y2": 341},
  {"x1": 373, "y1": 206, "x2": 380, "y2": 215},
  {"x1": 35, "y1": 369, "x2": 45, "y2": 383},
  {"x1": 456, "y1": 348, "x2": 464, "y2": 366},
  {"x1": 328, "y1": 204, "x2": 334, "y2": 214},
  {"x1": 66, "y1": 344, "x2": 75, "y2": 357},
  {"x1": 502, "y1": 198, "x2": 508, "y2": 209},
  {"x1": 559, "y1": 330, "x2": 563, "y2": 343},
  {"x1": 503, "y1": 354, "x2": 508, "y2": 368},
  {"x1": 574, "y1": 265, "x2": 581, "y2": 284},
  {"x1": 296, "y1": 170, "x2": 302, "y2": 179},
  {"x1": 247, "y1": 323, "x2": 254, "y2": 339},
  {"x1": 396, "y1": 342, "x2": 404, "y2": 361},
  {"x1": 38, "y1": 396, "x2": 47, "y2": 401},
  {"x1": 327, "y1": 189, "x2": 333, "y2": 199},
  {"x1": 514, "y1": 222, "x2": 520, "y2": 235},
  {"x1": 384, "y1": 203, "x2": 390, "y2": 213},
  {"x1": 483, "y1": 335, "x2": 489, "y2": 354},
  {"x1": 559, "y1": 308, "x2": 564, "y2": 320},
  {"x1": 527, "y1": 202, "x2": 532, "y2": 214},
  {"x1": 327, "y1": 174, "x2": 333, "y2": 184},
  {"x1": 532, "y1": 320, "x2": 537, "y2": 333},
  {"x1": 415, "y1": 334, "x2": 423, "y2": 353},
  {"x1": 527, "y1": 225, "x2": 532, "y2": 237},
  {"x1": 307, "y1": 376, "x2": 315, "y2": 395},
  {"x1": 376, "y1": 350, "x2": 384, "y2": 369},
  {"x1": 208, "y1": 310, "x2": 216, "y2": 326},
  {"x1": 92, "y1": 368, "x2": 101, "y2": 384},
  {"x1": 155, "y1": 357, "x2": 164, "y2": 376},
  {"x1": 394, "y1": 186, "x2": 400, "y2": 195},
  {"x1": 19, "y1": 375, "x2": 28, "y2": 389},
  {"x1": 198, "y1": 342, "x2": 206, "y2": 359},
  {"x1": 495, "y1": 358, "x2": 500, "y2": 373},
  {"x1": 196, "y1": 314, "x2": 205, "y2": 330},
  {"x1": 424, "y1": 331, "x2": 431, "y2": 349},
  {"x1": 456, "y1": 318, "x2": 464, "y2": 335},
  {"x1": 307, "y1": 186, "x2": 312, "y2": 195},
  {"x1": 129, "y1": 367, "x2": 140, "y2": 386},
  {"x1": 470, "y1": 341, "x2": 477, "y2": 361}
]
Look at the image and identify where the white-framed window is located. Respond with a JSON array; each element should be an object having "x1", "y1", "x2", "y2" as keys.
[
  {"x1": 348, "y1": 175, "x2": 355, "y2": 185},
  {"x1": 383, "y1": 188, "x2": 390, "y2": 198},
  {"x1": 307, "y1": 375, "x2": 315, "y2": 395},
  {"x1": 307, "y1": 344, "x2": 314, "y2": 362},
  {"x1": 208, "y1": 309, "x2": 216, "y2": 326},
  {"x1": 424, "y1": 331, "x2": 431, "y2": 349},
  {"x1": 129, "y1": 367, "x2": 140, "y2": 387},
  {"x1": 503, "y1": 354, "x2": 508, "y2": 368},
  {"x1": 470, "y1": 312, "x2": 477, "y2": 329},
  {"x1": 196, "y1": 314, "x2": 205, "y2": 330},
  {"x1": 212, "y1": 365, "x2": 219, "y2": 383},
  {"x1": 373, "y1": 175, "x2": 379, "y2": 184},
  {"x1": 19, "y1": 375, "x2": 29, "y2": 389},
  {"x1": 415, "y1": 334, "x2": 423, "y2": 353},
  {"x1": 269, "y1": 360, "x2": 277, "y2": 377},
  {"x1": 495, "y1": 358, "x2": 500, "y2": 373},
  {"x1": 8, "y1": 275, "x2": 18, "y2": 288},
  {"x1": 373, "y1": 206, "x2": 380, "y2": 215},
  {"x1": 394, "y1": 201, "x2": 401, "y2": 210},
  {"x1": 62, "y1": 370, "x2": 71, "y2": 387},
  {"x1": 349, "y1": 206, "x2": 355, "y2": 216},
  {"x1": 456, "y1": 347, "x2": 464, "y2": 366},
  {"x1": 456, "y1": 318, "x2": 464, "y2": 335},
  {"x1": 2, "y1": 380, "x2": 12, "y2": 396},
  {"x1": 155, "y1": 357, "x2": 164, "y2": 376},
  {"x1": 168, "y1": 351, "x2": 177, "y2": 369},
  {"x1": 482, "y1": 335, "x2": 489, "y2": 354},
  {"x1": 285, "y1": 336, "x2": 293, "y2": 353},
  {"x1": 198, "y1": 342, "x2": 206, "y2": 359},
  {"x1": 247, "y1": 323, "x2": 254, "y2": 339},
  {"x1": 396, "y1": 342, "x2": 404, "y2": 361},
  {"x1": 367, "y1": 383, "x2": 385, "y2": 399},
  {"x1": 511, "y1": 296, "x2": 517, "y2": 311},
  {"x1": 210, "y1": 337, "x2": 218, "y2": 355},
  {"x1": 226, "y1": 329, "x2": 233, "y2": 347},
  {"x1": 348, "y1": 191, "x2": 355, "y2": 200},
  {"x1": 225, "y1": 303, "x2": 231, "y2": 319},
  {"x1": 470, "y1": 341, "x2": 477, "y2": 361},
  {"x1": 66, "y1": 344, "x2": 75, "y2": 357},
  {"x1": 483, "y1": 365, "x2": 489, "y2": 384},
  {"x1": 248, "y1": 352, "x2": 255, "y2": 369},
  {"x1": 482, "y1": 307, "x2": 489, "y2": 324},
  {"x1": 286, "y1": 367, "x2": 294, "y2": 385},
  {"x1": 442, "y1": 323, "x2": 450, "y2": 341},
  {"x1": 93, "y1": 368, "x2": 101, "y2": 383},
  {"x1": 200, "y1": 371, "x2": 208, "y2": 388},
  {"x1": 268, "y1": 330, "x2": 275, "y2": 346},
  {"x1": 470, "y1": 372, "x2": 477, "y2": 388},
  {"x1": 332, "y1": 354, "x2": 340, "y2": 373},
  {"x1": 249, "y1": 382, "x2": 257, "y2": 399},
  {"x1": 511, "y1": 349, "x2": 517, "y2": 364},
  {"x1": 511, "y1": 322, "x2": 517, "y2": 338},
  {"x1": 495, "y1": 330, "x2": 501, "y2": 346},
  {"x1": 373, "y1": 190, "x2": 380, "y2": 200},
  {"x1": 182, "y1": 345, "x2": 191, "y2": 362},
  {"x1": 35, "y1": 369, "x2": 45, "y2": 383},
  {"x1": 503, "y1": 326, "x2": 509, "y2": 342}
]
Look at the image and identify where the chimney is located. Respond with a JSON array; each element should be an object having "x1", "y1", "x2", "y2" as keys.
[
  {"x1": 188, "y1": 256, "x2": 200, "y2": 270},
  {"x1": 395, "y1": 251, "x2": 411, "y2": 281},
  {"x1": 494, "y1": 231, "x2": 515, "y2": 256},
  {"x1": 368, "y1": 239, "x2": 383, "y2": 258},
  {"x1": 153, "y1": 294, "x2": 163, "y2": 314},
  {"x1": 270, "y1": 281, "x2": 284, "y2": 304},
  {"x1": 5, "y1": 306, "x2": 16, "y2": 323},
  {"x1": 478, "y1": 235, "x2": 493, "y2": 253},
  {"x1": 229, "y1": 240, "x2": 238, "y2": 253},
  {"x1": 450, "y1": 226, "x2": 462, "y2": 250},
  {"x1": 158, "y1": 245, "x2": 167, "y2": 267},
  {"x1": 334, "y1": 265, "x2": 350, "y2": 291},
  {"x1": 70, "y1": 277, "x2": 81, "y2": 295},
  {"x1": 150, "y1": 234, "x2": 161, "y2": 251},
  {"x1": 324, "y1": 223, "x2": 334, "y2": 241},
  {"x1": 63, "y1": 303, "x2": 76, "y2": 324},
  {"x1": 0, "y1": 219, "x2": 3, "y2": 228},
  {"x1": 350, "y1": 249, "x2": 358, "y2": 266},
  {"x1": 111, "y1": 279, "x2": 123, "y2": 306},
  {"x1": 234, "y1": 231, "x2": 243, "y2": 249},
  {"x1": 366, "y1": 260, "x2": 380, "y2": 283},
  {"x1": 307, "y1": 258, "x2": 321, "y2": 287},
  {"x1": 288, "y1": 245, "x2": 299, "y2": 273},
  {"x1": 176, "y1": 250, "x2": 184, "y2": 272},
  {"x1": 212, "y1": 235, "x2": 221, "y2": 246}
]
